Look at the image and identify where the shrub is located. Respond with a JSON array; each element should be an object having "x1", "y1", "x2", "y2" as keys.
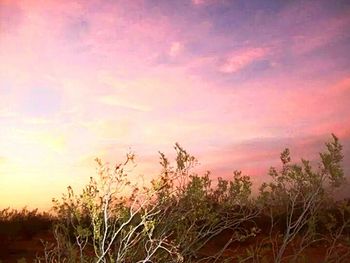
[
  {"x1": 258, "y1": 134, "x2": 346, "y2": 262},
  {"x1": 0, "y1": 207, "x2": 52, "y2": 240},
  {"x1": 32, "y1": 135, "x2": 349, "y2": 263}
]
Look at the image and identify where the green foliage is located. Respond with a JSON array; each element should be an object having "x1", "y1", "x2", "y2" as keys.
[
  {"x1": 150, "y1": 148, "x2": 259, "y2": 262},
  {"x1": 2, "y1": 134, "x2": 348, "y2": 262},
  {"x1": 37, "y1": 142, "x2": 260, "y2": 262},
  {"x1": 258, "y1": 134, "x2": 347, "y2": 263},
  {"x1": 45, "y1": 153, "x2": 183, "y2": 263}
]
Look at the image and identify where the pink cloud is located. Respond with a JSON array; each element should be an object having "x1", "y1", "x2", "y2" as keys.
[
  {"x1": 219, "y1": 47, "x2": 269, "y2": 73},
  {"x1": 192, "y1": 0, "x2": 221, "y2": 6},
  {"x1": 192, "y1": 0, "x2": 205, "y2": 5},
  {"x1": 192, "y1": 0, "x2": 209, "y2": 6},
  {"x1": 169, "y1": 41, "x2": 184, "y2": 57}
]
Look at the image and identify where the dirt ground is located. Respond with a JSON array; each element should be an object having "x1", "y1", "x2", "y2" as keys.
[{"x1": 1, "y1": 230, "x2": 349, "y2": 263}]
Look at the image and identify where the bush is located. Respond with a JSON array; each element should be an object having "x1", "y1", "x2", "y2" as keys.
[
  {"x1": 257, "y1": 134, "x2": 347, "y2": 262},
  {"x1": 29, "y1": 135, "x2": 349, "y2": 262},
  {"x1": 0, "y1": 207, "x2": 52, "y2": 240}
]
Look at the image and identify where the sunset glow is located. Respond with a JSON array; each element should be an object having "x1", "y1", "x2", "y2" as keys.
[{"x1": 1, "y1": 0, "x2": 349, "y2": 210}]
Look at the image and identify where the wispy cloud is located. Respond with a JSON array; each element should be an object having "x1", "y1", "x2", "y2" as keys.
[
  {"x1": 192, "y1": 0, "x2": 219, "y2": 6},
  {"x1": 98, "y1": 95, "x2": 151, "y2": 112},
  {"x1": 219, "y1": 47, "x2": 269, "y2": 73},
  {"x1": 192, "y1": 0, "x2": 207, "y2": 6}
]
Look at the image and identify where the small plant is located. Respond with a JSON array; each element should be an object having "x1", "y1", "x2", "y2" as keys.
[{"x1": 258, "y1": 134, "x2": 346, "y2": 263}]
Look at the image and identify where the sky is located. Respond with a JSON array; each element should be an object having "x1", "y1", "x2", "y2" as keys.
[{"x1": 0, "y1": 0, "x2": 350, "y2": 210}]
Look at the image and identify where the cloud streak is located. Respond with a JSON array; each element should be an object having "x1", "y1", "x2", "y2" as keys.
[{"x1": 219, "y1": 48, "x2": 269, "y2": 73}]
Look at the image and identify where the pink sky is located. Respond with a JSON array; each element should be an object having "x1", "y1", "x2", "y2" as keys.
[{"x1": 1, "y1": 0, "x2": 350, "y2": 209}]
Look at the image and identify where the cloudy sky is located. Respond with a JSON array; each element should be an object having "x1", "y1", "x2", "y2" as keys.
[{"x1": 1, "y1": 0, "x2": 350, "y2": 209}]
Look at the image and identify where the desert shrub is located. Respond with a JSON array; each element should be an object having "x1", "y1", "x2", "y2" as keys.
[
  {"x1": 0, "y1": 207, "x2": 52, "y2": 240},
  {"x1": 257, "y1": 134, "x2": 347, "y2": 263},
  {"x1": 39, "y1": 153, "x2": 182, "y2": 263},
  {"x1": 37, "y1": 143, "x2": 261, "y2": 262},
  {"x1": 33, "y1": 135, "x2": 349, "y2": 263},
  {"x1": 150, "y1": 144, "x2": 260, "y2": 262},
  {"x1": 317, "y1": 199, "x2": 350, "y2": 262}
]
